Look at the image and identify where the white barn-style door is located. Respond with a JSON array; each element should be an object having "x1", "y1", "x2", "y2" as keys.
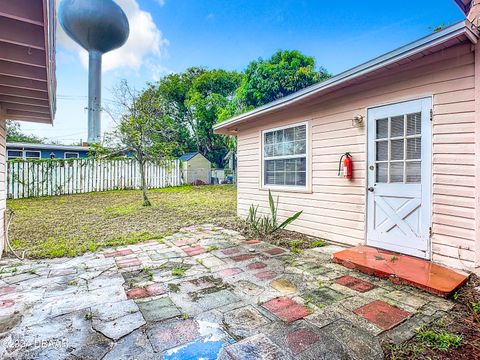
[{"x1": 367, "y1": 98, "x2": 432, "y2": 259}]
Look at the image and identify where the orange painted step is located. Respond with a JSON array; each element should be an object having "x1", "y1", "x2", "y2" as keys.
[{"x1": 332, "y1": 246, "x2": 469, "y2": 297}]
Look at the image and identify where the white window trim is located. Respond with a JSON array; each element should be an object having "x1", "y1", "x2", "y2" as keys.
[
  {"x1": 260, "y1": 121, "x2": 311, "y2": 192},
  {"x1": 24, "y1": 150, "x2": 41, "y2": 159},
  {"x1": 64, "y1": 152, "x2": 80, "y2": 159},
  {"x1": 7, "y1": 149, "x2": 41, "y2": 160},
  {"x1": 7, "y1": 150, "x2": 24, "y2": 160}
]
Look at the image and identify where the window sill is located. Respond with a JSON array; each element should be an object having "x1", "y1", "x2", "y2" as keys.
[{"x1": 259, "y1": 186, "x2": 313, "y2": 194}]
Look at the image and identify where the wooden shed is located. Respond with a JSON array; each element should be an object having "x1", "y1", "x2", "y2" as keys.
[
  {"x1": 180, "y1": 152, "x2": 212, "y2": 185},
  {"x1": 214, "y1": 5, "x2": 480, "y2": 274}
]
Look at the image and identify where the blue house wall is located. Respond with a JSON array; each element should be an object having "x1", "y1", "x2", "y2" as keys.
[
  {"x1": 6, "y1": 144, "x2": 92, "y2": 160},
  {"x1": 38, "y1": 149, "x2": 90, "y2": 159}
]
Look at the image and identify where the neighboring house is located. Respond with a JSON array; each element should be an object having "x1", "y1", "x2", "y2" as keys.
[
  {"x1": 215, "y1": 2, "x2": 480, "y2": 273},
  {"x1": 180, "y1": 152, "x2": 211, "y2": 184},
  {"x1": 7, "y1": 143, "x2": 91, "y2": 160},
  {"x1": 0, "y1": 0, "x2": 56, "y2": 255}
]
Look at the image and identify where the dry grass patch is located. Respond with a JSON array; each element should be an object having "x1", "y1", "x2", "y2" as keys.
[{"x1": 7, "y1": 185, "x2": 237, "y2": 258}]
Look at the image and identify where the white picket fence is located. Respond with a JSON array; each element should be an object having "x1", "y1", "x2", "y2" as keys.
[{"x1": 6, "y1": 158, "x2": 183, "y2": 199}]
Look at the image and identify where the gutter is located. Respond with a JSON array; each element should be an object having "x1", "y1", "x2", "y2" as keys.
[{"x1": 214, "y1": 20, "x2": 478, "y2": 133}]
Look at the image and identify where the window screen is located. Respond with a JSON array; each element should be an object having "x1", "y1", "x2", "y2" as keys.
[{"x1": 264, "y1": 124, "x2": 307, "y2": 187}]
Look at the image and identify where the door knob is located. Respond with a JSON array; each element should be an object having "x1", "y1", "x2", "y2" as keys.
[{"x1": 368, "y1": 187, "x2": 375, "y2": 192}]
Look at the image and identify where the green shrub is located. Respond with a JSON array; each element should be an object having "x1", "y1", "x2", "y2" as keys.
[
  {"x1": 246, "y1": 190, "x2": 302, "y2": 238},
  {"x1": 416, "y1": 328, "x2": 462, "y2": 350}
]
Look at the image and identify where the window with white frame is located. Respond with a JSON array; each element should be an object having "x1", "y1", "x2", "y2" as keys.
[
  {"x1": 64, "y1": 152, "x2": 79, "y2": 159},
  {"x1": 7, "y1": 150, "x2": 41, "y2": 160},
  {"x1": 7, "y1": 150, "x2": 23, "y2": 160},
  {"x1": 263, "y1": 123, "x2": 307, "y2": 187},
  {"x1": 25, "y1": 151, "x2": 41, "y2": 159}
]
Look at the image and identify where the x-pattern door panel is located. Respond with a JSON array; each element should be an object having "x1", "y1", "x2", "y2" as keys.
[{"x1": 367, "y1": 98, "x2": 432, "y2": 259}]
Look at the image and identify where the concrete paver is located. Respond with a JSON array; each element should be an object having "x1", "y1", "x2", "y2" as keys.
[{"x1": 0, "y1": 224, "x2": 457, "y2": 359}]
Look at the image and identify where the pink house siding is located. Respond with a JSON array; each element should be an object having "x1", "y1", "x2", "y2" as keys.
[{"x1": 235, "y1": 42, "x2": 478, "y2": 272}]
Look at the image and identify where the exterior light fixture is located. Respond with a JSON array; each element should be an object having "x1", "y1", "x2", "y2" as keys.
[{"x1": 352, "y1": 115, "x2": 364, "y2": 127}]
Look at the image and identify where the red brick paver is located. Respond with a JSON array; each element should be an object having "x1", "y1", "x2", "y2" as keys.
[
  {"x1": 146, "y1": 283, "x2": 167, "y2": 296},
  {"x1": 354, "y1": 300, "x2": 411, "y2": 330},
  {"x1": 0, "y1": 300, "x2": 15, "y2": 308},
  {"x1": 116, "y1": 258, "x2": 142, "y2": 268},
  {"x1": 126, "y1": 288, "x2": 149, "y2": 299},
  {"x1": 0, "y1": 286, "x2": 16, "y2": 295},
  {"x1": 336, "y1": 275, "x2": 376, "y2": 293},
  {"x1": 230, "y1": 254, "x2": 255, "y2": 262},
  {"x1": 255, "y1": 271, "x2": 277, "y2": 280},
  {"x1": 183, "y1": 246, "x2": 206, "y2": 256},
  {"x1": 216, "y1": 268, "x2": 243, "y2": 278},
  {"x1": 173, "y1": 239, "x2": 189, "y2": 247},
  {"x1": 265, "y1": 248, "x2": 286, "y2": 256},
  {"x1": 244, "y1": 239, "x2": 261, "y2": 245},
  {"x1": 263, "y1": 297, "x2": 309, "y2": 323},
  {"x1": 104, "y1": 249, "x2": 133, "y2": 258},
  {"x1": 222, "y1": 248, "x2": 241, "y2": 255},
  {"x1": 286, "y1": 328, "x2": 319, "y2": 354},
  {"x1": 247, "y1": 262, "x2": 267, "y2": 270}
]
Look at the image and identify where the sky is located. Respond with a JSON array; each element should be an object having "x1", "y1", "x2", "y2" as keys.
[{"x1": 19, "y1": 0, "x2": 465, "y2": 144}]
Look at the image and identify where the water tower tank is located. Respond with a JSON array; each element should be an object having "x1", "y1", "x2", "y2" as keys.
[{"x1": 59, "y1": 0, "x2": 130, "y2": 143}]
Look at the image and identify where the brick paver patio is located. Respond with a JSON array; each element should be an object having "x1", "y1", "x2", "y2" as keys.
[{"x1": 0, "y1": 224, "x2": 455, "y2": 359}]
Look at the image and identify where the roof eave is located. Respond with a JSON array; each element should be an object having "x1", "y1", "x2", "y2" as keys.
[
  {"x1": 7, "y1": 142, "x2": 91, "y2": 151},
  {"x1": 214, "y1": 20, "x2": 478, "y2": 135},
  {"x1": 43, "y1": 0, "x2": 56, "y2": 125},
  {"x1": 454, "y1": 0, "x2": 471, "y2": 15}
]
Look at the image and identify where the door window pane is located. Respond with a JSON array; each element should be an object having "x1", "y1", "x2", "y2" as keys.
[
  {"x1": 390, "y1": 115, "x2": 404, "y2": 137},
  {"x1": 376, "y1": 141, "x2": 388, "y2": 161},
  {"x1": 390, "y1": 139, "x2": 404, "y2": 160},
  {"x1": 376, "y1": 118, "x2": 388, "y2": 139},
  {"x1": 406, "y1": 162, "x2": 421, "y2": 183},
  {"x1": 373, "y1": 109, "x2": 423, "y2": 184},
  {"x1": 407, "y1": 112, "x2": 421, "y2": 135},
  {"x1": 407, "y1": 138, "x2": 421, "y2": 160},
  {"x1": 390, "y1": 162, "x2": 404, "y2": 183},
  {"x1": 376, "y1": 163, "x2": 388, "y2": 183}
]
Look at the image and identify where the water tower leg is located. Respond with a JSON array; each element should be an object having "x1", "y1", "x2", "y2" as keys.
[{"x1": 88, "y1": 50, "x2": 102, "y2": 143}]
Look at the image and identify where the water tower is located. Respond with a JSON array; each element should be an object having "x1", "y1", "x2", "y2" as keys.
[{"x1": 59, "y1": 0, "x2": 130, "y2": 143}]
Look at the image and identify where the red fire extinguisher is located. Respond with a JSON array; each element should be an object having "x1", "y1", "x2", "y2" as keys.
[{"x1": 338, "y1": 152, "x2": 353, "y2": 180}]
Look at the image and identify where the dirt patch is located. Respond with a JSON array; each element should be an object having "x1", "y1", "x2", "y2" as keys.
[
  {"x1": 384, "y1": 275, "x2": 480, "y2": 360},
  {"x1": 224, "y1": 220, "x2": 327, "y2": 252}
]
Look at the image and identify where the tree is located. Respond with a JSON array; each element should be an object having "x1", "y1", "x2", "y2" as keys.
[
  {"x1": 234, "y1": 50, "x2": 331, "y2": 110},
  {"x1": 185, "y1": 69, "x2": 242, "y2": 165},
  {"x1": 154, "y1": 68, "x2": 242, "y2": 166},
  {"x1": 6, "y1": 121, "x2": 45, "y2": 143},
  {"x1": 106, "y1": 80, "x2": 180, "y2": 206}
]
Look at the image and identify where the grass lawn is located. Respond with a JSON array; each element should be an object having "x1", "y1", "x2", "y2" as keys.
[{"x1": 7, "y1": 185, "x2": 238, "y2": 258}]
